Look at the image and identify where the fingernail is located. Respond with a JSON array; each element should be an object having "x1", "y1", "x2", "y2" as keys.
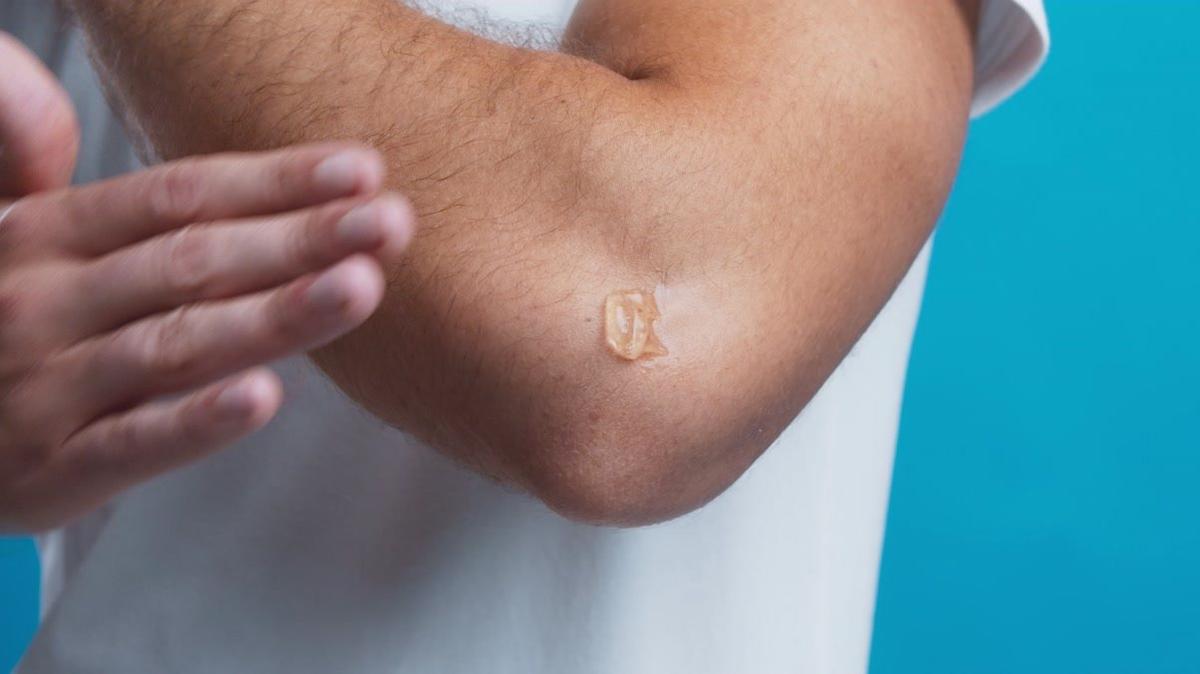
[
  {"x1": 215, "y1": 378, "x2": 258, "y2": 416},
  {"x1": 336, "y1": 202, "x2": 383, "y2": 248},
  {"x1": 304, "y1": 268, "x2": 350, "y2": 314},
  {"x1": 313, "y1": 151, "x2": 370, "y2": 194}
]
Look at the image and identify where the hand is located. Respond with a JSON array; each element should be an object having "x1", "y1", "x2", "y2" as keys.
[{"x1": 0, "y1": 34, "x2": 415, "y2": 533}]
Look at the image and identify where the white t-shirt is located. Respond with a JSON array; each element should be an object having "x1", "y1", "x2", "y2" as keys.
[{"x1": 4, "y1": 1, "x2": 1049, "y2": 672}]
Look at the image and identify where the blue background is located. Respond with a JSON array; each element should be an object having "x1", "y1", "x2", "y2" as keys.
[
  {"x1": 871, "y1": 2, "x2": 1200, "y2": 673},
  {"x1": 2, "y1": 2, "x2": 1198, "y2": 671}
]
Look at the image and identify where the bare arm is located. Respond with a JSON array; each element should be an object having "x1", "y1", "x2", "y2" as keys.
[{"x1": 69, "y1": 0, "x2": 979, "y2": 525}]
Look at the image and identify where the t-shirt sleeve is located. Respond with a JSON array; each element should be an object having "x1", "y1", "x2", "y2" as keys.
[{"x1": 970, "y1": 0, "x2": 1050, "y2": 118}]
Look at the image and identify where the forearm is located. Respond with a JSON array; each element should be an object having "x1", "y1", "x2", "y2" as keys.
[
  {"x1": 68, "y1": 0, "x2": 979, "y2": 523},
  {"x1": 72, "y1": 2, "x2": 630, "y2": 236}
]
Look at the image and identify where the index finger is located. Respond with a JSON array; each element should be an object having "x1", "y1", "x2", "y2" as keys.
[{"x1": 48, "y1": 142, "x2": 385, "y2": 256}]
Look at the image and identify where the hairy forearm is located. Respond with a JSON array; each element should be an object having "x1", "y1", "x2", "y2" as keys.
[
  {"x1": 72, "y1": 2, "x2": 631, "y2": 234},
  {"x1": 69, "y1": 0, "x2": 978, "y2": 523}
]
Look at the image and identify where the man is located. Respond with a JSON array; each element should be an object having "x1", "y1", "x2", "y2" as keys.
[{"x1": 2, "y1": 0, "x2": 1048, "y2": 671}]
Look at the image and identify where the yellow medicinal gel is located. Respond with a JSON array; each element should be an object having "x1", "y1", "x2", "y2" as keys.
[{"x1": 604, "y1": 289, "x2": 668, "y2": 361}]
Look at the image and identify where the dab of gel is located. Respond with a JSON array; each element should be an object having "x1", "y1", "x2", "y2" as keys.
[{"x1": 604, "y1": 289, "x2": 668, "y2": 361}]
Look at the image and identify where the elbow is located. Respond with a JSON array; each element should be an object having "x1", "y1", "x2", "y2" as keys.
[
  {"x1": 527, "y1": 436, "x2": 723, "y2": 528},
  {"x1": 506, "y1": 281, "x2": 809, "y2": 527},
  {"x1": 520, "y1": 397, "x2": 776, "y2": 528}
]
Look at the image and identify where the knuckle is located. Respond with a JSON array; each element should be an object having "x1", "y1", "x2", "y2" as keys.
[
  {"x1": 180, "y1": 394, "x2": 222, "y2": 444},
  {"x1": 138, "y1": 308, "x2": 203, "y2": 381},
  {"x1": 257, "y1": 304, "x2": 299, "y2": 354},
  {"x1": 161, "y1": 227, "x2": 216, "y2": 297},
  {"x1": 75, "y1": 417, "x2": 139, "y2": 475},
  {"x1": 266, "y1": 284, "x2": 309, "y2": 341},
  {"x1": 150, "y1": 162, "x2": 205, "y2": 223},
  {"x1": 267, "y1": 152, "x2": 303, "y2": 203},
  {"x1": 291, "y1": 208, "x2": 331, "y2": 267}
]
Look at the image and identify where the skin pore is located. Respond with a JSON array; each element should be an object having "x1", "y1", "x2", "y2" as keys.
[{"x1": 67, "y1": 0, "x2": 980, "y2": 525}]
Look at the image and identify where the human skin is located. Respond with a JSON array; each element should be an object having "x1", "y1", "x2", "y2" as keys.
[
  {"x1": 67, "y1": 0, "x2": 981, "y2": 525},
  {"x1": 0, "y1": 34, "x2": 414, "y2": 533}
]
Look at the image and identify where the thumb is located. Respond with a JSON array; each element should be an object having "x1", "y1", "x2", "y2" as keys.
[{"x1": 0, "y1": 32, "x2": 80, "y2": 197}]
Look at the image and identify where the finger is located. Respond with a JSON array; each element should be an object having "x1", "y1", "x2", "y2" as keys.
[
  {"x1": 0, "y1": 33, "x2": 79, "y2": 196},
  {"x1": 34, "y1": 369, "x2": 281, "y2": 527},
  {"x1": 44, "y1": 142, "x2": 386, "y2": 255},
  {"x1": 57, "y1": 255, "x2": 385, "y2": 422},
  {"x1": 71, "y1": 193, "x2": 413, "y2": 338}
]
